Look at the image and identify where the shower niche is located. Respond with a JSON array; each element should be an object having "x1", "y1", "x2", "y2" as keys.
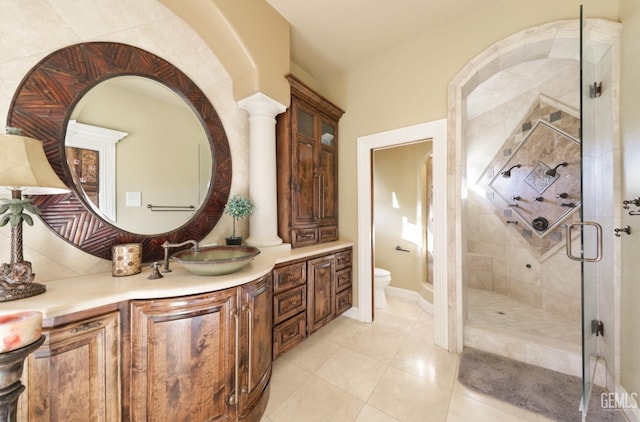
[{"x1": 480, "y1": 95, "x2": 582, "y2": 260}]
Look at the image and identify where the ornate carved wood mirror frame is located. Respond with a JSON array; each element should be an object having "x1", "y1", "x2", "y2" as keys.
[{"x1": 7, "y1": 42, "x2": 232, "y2": 262}]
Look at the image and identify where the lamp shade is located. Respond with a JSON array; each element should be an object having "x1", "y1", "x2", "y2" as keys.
[{"x1": 0, "y1": 134, "x2": 69, "y2": 194}]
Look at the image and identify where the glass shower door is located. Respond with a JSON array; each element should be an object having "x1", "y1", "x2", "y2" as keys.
[{"x1": 575, "y1": 6, "x2": 616, "y2": 418}]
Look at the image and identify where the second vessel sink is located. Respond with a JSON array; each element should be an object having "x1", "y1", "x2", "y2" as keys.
[{"x1": 171, "y1": 246, "x2": 260, "y2": 276}]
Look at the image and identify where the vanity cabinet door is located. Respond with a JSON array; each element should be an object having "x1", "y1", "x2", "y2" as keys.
[
  {"x1": 20, "y1": 312, "x2": 121, "y2": 422},
  {"x1": 307, "y1": 254, "x2": 336, "y2": 334},
  {"x1": 129, "y1": 289, "x2": 237, "y2": 422},
  {"x1": 238, "y1": 274, "x2": 272, "y2": 421},
  {"x1": 291, "y1": 102, "x2": 320, "y2": 231},
  {"x1": 318, "y1": 118, "x2": 338, "y2": 235}
]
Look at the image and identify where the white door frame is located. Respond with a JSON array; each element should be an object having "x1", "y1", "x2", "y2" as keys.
[{"x1": 356, "y1": 119, "x2": 449, "y2": 349}]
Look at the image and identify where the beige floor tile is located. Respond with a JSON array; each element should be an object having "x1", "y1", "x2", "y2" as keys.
[
  {"x1": 313, "y1": 314, "x2": 365, "y2": 344},
  {"x1": 280, "y1": 332, "x2": 341, "y2": 373},
  {"x1": 408, "y1": 319, "x2": 434, "y2": 341},
  {"x1": 367, "y1": 367, "x2": 451, "y2": 422},
  {"x1": 370, "y1": 310, "x2": 418, "y2": 337},
  {"x1": 264, "y1": 358, "x2": 312, "y2": 416},
  {"x1": 338, "y1": 325, "x2": 407, "y2": 362},
  {"x1": 315, "y1": 346, "x2": 388, "y2": 401},
  {"x1": 391, "y1": 336, "x2": 459, "y2": 390},
  {"x1": 269, "y1": 375, "x2": 364, "y2": 422},
  {"x1": 355, "y1": 404, "x2": 400, "y2": 422},
  {"x1": 264, "y1": 296, "x2": 563, "y2": 422},
  {"x1": 446, "y1": 390, "x2": 538, "y2": 422},
  {"x1": 377, "y1": 297, "x2": 425, "y2": 321}
]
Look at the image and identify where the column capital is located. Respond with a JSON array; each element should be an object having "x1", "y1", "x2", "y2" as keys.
[{"x1": 238, "y1": 92, "x2": 286, "y2": 118}]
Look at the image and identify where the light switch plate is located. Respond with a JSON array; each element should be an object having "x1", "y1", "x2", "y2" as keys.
[{"x1": 126, "y1": 192, "x2": 141, "y2": 207}]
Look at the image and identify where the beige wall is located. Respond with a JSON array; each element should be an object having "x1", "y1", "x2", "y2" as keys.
[
  {"x1": 159, "y1": 0, "x2": 291, "y2": 105},
  {"x1": 373, "y1": 142, "x2": 432, "y2": 296},
  {"x1": 620, "y1": 0, "x2": 640, "y2": 402}
]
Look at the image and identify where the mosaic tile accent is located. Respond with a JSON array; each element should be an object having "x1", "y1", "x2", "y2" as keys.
[{"x1": 524, "y1": 161, "x2": 558, "y2": 194}]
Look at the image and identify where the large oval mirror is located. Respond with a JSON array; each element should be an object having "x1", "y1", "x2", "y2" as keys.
[
  {"x1": 65, "y1": 76, "x2": 212, "y2": 235},
  {"x1": 8, "y1": 42, "x2": 232, "y2": 262}
]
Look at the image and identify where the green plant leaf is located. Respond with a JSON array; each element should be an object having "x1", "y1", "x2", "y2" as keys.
[
  {"x1": 9, "y1": 214, "x2": 21, "y2": 227},
  {"x1": 0, "y1": 215, "x2": 10, "y2": 227},
  {"x1": 9, "y1": 203, "x2": 23, "y2": 215},
  {"x1": 23, "y1": 203, "x2": 41, "y2": 215},
  {"x1": 22, "y1": 214, "x2": 34, "y2": 226}
]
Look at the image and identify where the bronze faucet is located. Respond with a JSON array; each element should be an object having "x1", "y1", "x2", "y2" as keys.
[{"x1": 161, "y1": 240, "x2": 200, "y2": 272}]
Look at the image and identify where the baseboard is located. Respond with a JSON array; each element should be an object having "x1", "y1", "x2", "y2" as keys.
[
  {"x1": 342, "y1": 306, "x2": 359, "y2": 320},
  {"x1": 341, "y1": 286, "x2": 434, "y2": 322},
  {"x1": 385, "y1": 286, "x2": 434, "y2": 315}
]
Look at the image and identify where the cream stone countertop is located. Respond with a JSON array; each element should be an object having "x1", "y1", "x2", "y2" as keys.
[{"x1": 0, "y1": 240, "x2": 353, "y2": 323}]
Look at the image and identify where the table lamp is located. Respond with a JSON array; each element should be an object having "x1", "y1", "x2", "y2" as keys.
[{"x1": 0, "y1": 129, "x2": 69, "y2": 302}]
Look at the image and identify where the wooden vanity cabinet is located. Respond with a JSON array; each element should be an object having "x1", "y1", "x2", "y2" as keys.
[
  {"x1": 272, "y1": 247, "x2": 353, "y2": 359},
  {"x1": 128, "y1": 274, "x2": 272, "y2": 422},
  {"x1": 19, "y1": 310, "x2": 121, "y2": 422},
  {"x1": 276, "y1": 74, "x2": 345, "y2": 248}
]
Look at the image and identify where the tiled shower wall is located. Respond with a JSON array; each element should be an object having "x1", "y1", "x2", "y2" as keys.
[{"x1": 464, "y1": 58, "x2": 583, "y2": 322}]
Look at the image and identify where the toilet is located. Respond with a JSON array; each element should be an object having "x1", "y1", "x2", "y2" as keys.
[{"x1": 374, "y1": 267, "x2": 391, "y2": 308}]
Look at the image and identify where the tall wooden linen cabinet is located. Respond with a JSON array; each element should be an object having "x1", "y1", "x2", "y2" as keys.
[{"x1": 276, "y1": 74, "x2": 345, "y2": 248}]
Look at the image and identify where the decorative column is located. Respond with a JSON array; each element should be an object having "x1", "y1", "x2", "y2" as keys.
[{"x1": 238, "y1": 92, "x2": 286, "y2": 247}]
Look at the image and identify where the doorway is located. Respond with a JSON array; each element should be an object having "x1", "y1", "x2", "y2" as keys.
[{"x1": 356, "y1": 119, "x2": 449, "y2": 350}]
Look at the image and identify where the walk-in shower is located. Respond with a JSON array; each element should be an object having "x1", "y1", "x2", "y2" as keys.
[{"x1": 453, "y1": 17, "x2": 621, "y2": 419}]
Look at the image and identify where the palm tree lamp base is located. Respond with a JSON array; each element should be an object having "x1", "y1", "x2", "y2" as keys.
[{"x1": 0, "y1": 261, "x2": 45, "y2": 303}]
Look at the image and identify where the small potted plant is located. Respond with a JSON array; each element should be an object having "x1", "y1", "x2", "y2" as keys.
[{"x1": 224, "y1": 194, "x2": 254, "y2": 245}]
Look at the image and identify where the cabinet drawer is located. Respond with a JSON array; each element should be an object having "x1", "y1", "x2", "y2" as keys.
[
  {"x1": 273, "y1": 261, "x2": 306, "y2": 293},
  {"x1": 335, "y1": 287, "x2": 352, "y2": 315},
  {"x1": 336, "y1": 268, "x2": 352, "y2": 292},
  {"x1": 292, "y1": 228, "x2": 318, "y2": 247},
  {"x1": 335, "y1": 249, "x2": 352, "y2": 270},
  {"x1": 273, "y1": 312, "x2": 307, "y2": 359},
  {"x1": 274, "y1": 285, "x2": 306, "y2": 324},
  {"x1": 319, "y1": 226, "x2": 338, "y2": 243}
]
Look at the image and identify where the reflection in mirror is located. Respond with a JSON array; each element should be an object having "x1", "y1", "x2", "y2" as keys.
[{"x1": 65, "y1": 76, "x2": 212, "y2": 235}]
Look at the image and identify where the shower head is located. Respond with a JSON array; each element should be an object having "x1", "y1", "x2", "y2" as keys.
[
  {"x1": 501, "y1": 164, "x2": 521, "y2": 178},
  {"x1": 545, "y1": 161, "x2": 568, "y2": 177}
]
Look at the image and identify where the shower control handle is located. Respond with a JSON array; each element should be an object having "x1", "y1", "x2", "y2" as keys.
[{"x1": 614, "y1": 226, "x2": 631, "y2": 237}]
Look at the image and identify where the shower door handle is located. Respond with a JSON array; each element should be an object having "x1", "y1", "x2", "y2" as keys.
[{"x1": 565, "y1": 221, "x2": 603, "y2": 262}]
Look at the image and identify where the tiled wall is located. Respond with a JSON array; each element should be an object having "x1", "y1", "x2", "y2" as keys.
[{"x1": 464, "y1": 60, "x2": 583, "y2": 322}]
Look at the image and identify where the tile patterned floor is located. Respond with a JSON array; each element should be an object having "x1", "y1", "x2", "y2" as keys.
[
  {"x1": 466, "y1": 288, "x2": 581, "y2": 347},
  {"x1": 262, "y1": 296, "x2": 559, "y2": 422}
]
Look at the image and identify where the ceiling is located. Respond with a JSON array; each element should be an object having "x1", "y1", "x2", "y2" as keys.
[{"x1": 265, "y1": 0, "x2": 506, "y2": 78}]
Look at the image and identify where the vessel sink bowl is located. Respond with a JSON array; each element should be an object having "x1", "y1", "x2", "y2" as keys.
[
  {"x1": 0, "y1": 311, "x2": 42, "y2": 353},
  {"x1": 171, "y1": 246, "x2": 260, "y2": 276}
]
